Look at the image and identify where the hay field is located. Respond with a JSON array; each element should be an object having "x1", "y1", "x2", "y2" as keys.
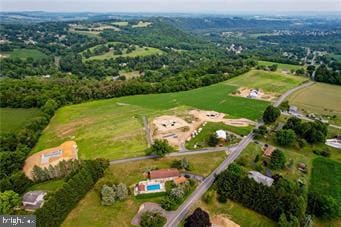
[
  {"x1": 257, "y1": 60, "x2": 303, "y2": 71},
  {"x1": 33, "y1": 82, "x2": 268, "y2": 160},
  {"x1": 287, "y1": 83, "x2": 341, "y2": 125},
  {"x1": 225, "y1": 70, "x2": 307, "y2": 94},
  {"x1": 0, "y1": 48, "x2": 47, "y2": 60},
  {"x1": 84, "y1": 43, "x2": 163, "y2": 61}
]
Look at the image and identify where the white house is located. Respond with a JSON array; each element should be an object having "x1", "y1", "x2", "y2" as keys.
[
  {"x1": 248, "y1": 171, "x2": 274, "y2": 187},
  {"x1": 22, "y1": 191, "x2": 46, "y2": 211},
  {"x1": 325, "y1": 137, "x2": 341, "y2": 149},
  {"x1": 216, "y1": 130, "x2": 227, "y2": 140}
]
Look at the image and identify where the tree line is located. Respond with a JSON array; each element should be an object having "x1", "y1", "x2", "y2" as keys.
[
  {"x1": 35, "y1": 159, "x2": 108, "y2": 227},
  {"x1": 215, "y1": 164, "x2": 306, "y2": 224}
]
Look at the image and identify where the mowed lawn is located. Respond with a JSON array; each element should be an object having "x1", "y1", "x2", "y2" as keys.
[
  {"x1": 225, "y1": 70, "x2": 307, "y2": 94},
  {"x1": 310, "y1": 157, "x2": 341, "y2": 204},
  {"x1": 1, "y1": 48, "x2": 47, "y2": 60},
  {"x1": 258, "y1": 60, "x2": 303, "y2": 71},
  {"x1": 33, "y1": 82, "x2": 268, "y2": 160},
  {"x1": 0, "y1": 108, "x2": 42, "y2": 135},
  {"x1": 62, "y1": 152, "x2": 226, "y2": 227},
  {"x1": 288, "y1": 82, "x2": 341, "y2": 125},
  {"x1": 193, "y1": 192, "x2": 275, "y2": 227}
]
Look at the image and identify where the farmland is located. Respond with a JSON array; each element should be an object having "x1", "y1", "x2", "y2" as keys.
[
  {"x1": 310, "y1": 158, "x2": 341, "y2": 204},
  {"x1": 32, "y1": 81, "x2": 269, "y2": 159},
  {"x1": 132, "y1": 21, "x2": 152, "y2": 28},
  {"x1": 287, "y1": 82, "x2": 341, "y2": 125},
  {"x1": 225, "y1": 70, "x2": 307, "y2": 94},
  {"x1": 83, "y1": 42, "x2": 163, "y2": 61},
  {"x1": 257, "y1": 60, "x2": 303, "y2": 71},
  {"x1": 0, "y1": 48, "x2": 47, "y2": 60},
  {"x1": 0, "y1": 108, "x2": 42, "y2": 135},
  {"x1": 62, "y1": 152, "x2": 226, "y2": 227}
]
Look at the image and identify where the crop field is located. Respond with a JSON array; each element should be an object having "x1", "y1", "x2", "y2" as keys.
[
  {"x1": 225, "y1": 70, "x2": 307, "y2": 94},
  {"x1": 84, "y1": 43, "x2": 163, "y2": 61},
  {"x1": 287, "y1": 82, "x2": 341, "y2": 125},
  {"x1": 32, "y1": 81, "x2": 268, "y2": 160},
  {"x1": 112, "y1": 21, "x2": 128, "y2": 27},
  {"x1": 0, "y1": 48, "x2": 47, "y2": 60},
  {"x1": 0, "y1": 108, "x2": 42, "y2": 135},
  {"x1": 62, "y1": 152, "x2": 226, "y2": 227},
  {"x1": 310, "y1": 157, "x2": 341, "y2": 204},
  {"x1": 257, "y1": 60, "x2": 303, "y2": 71}
]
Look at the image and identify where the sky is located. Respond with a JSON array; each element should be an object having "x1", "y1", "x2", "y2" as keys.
[{"x1": 1, "y1": 0, "x2": 340, "y2": 13}]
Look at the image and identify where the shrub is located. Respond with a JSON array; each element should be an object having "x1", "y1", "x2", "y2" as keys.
[{"x1": 270, "y1": 149, "x2": 286, "y2": 170}]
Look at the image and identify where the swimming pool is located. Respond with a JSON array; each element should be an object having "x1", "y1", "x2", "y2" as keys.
[{"x1": 147, "y1": 184, "x2": 161, "y2": 191}]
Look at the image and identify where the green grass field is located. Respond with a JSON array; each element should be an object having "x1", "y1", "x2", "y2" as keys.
[
  {"x1": 33, "y1": 81, "x2": 269, "y2": 160},
  {"x1": 28, "y1": 179, "x2": 64, "y2": 192},
  {"x1": 112, "y1": 21, "x2": 128, "y2": 27},
  {"x1": 84, "y1": 42, "x2": 163, "y2": 61},
  {"x1": 1, "y1": 48, "x2": 47, "y2": 60},
  {"x1": 62, "y1": 152, "x2": 226, "y2": 227},
  {"x1": 288, "y1": 82, "x2": 341, "y2": 125},
  {"x1": 0, "y1": 108, "x2": 42, "y2": 135},
  {"x1": 257, "y1": 61, "x2": 303, "y2": 71},
  {"x1": 225, "y1": 70, "x2": 307, "y2": 94},
  {"x1": 194, "y1": 192, "x2": 275, "y2": 227},
  {"x1": 310, "y1": 157, "x2": 341, "y2": 204},
  {"x1": 185, "y1": 122, "x2": 247, "y2": 150}
]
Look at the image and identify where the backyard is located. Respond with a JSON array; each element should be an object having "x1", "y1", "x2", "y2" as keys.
[{"x1": 62, "y1": 152, "x2": 226, "y2": 227}]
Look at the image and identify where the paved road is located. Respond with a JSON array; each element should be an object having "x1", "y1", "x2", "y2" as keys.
[
  {"x1": 282, "y1": 112, "x2": 341, "y2": 130},
  {"x1": 273, "y1": 81, "x2": 314, "y2": 107},
  {"x1": 165, "y1": 133, "x2": 255, "y2": 227},
  {"x1": 109, "y1": 146, "x2": 229, "y2": 165},
  {"x1": 143, "y1": 116, "x2": 153, "y2": 147}
]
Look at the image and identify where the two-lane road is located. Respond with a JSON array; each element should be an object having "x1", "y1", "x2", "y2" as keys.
[{"x1": 165, "y1": 133, "x2": 255, "y2": 227}]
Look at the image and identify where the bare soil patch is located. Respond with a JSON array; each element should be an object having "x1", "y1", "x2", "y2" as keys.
[
  {"x1": 151, "y1": 109, "x2": 255, "y2": 148},
  {"x1": 232, "y1": 87, "x2": 278, "y2": 101},
  {"x1": 212, "y1": 214, "x2": 240, "y2": 227}
]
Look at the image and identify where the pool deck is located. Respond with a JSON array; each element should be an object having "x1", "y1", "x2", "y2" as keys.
[{"x1": 134, "y1": 180, "x2": 166, "y2": 195}]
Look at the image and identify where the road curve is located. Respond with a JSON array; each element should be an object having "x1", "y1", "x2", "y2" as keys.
[{"x1": 273, "y1": 81, "x2": 314, "y2": 107}]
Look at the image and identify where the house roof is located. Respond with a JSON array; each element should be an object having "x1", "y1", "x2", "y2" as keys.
[
  {"x1": 22, "y1": 191, "x2": 46, "y2": 203},
  {"x1": 138, "y1": 184, "x2": 145, "y2": 191},
  {"x1": 263, "y1": 146, "x2": 275, "y2": 157},
  {"x1": 149, "y1": 168, "x2": 180, "y2": 179},
  {"x1": 174, "y1": 176, "x2": 187, "y2": 184},
  {"x1": 248, "y1": 171, "x2": 274, "y2": 187},
  {"x1": 216, "y1": 130, "x2": 227, "y2": 139}
]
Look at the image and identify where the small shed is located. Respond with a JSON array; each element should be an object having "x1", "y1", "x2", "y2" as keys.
[{"x1": 216, "y1": 130, "x2": 227, "y2": 140}]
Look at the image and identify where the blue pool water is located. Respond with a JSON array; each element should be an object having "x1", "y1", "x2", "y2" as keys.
[{"x1": 147, "y1": 184, "x2": 161, "y2": 191}]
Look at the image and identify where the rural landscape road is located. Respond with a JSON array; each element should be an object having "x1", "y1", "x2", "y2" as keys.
[
  {"x1": 273, "y1": 81, "x2": 314, "y2": 107},
  {"x1": 165, "y1": 132, "x2": 255, "y2": 227}
]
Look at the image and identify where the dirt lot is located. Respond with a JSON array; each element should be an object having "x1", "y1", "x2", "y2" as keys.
[
  {"x1": 23, "y1": 141, "x2": 78, "y2": 179},
  {"x1": 232, "y1": 87, "x2": 278, "y2": 101},
  {"x1": 212, "y1": 214, "x2": 240, "y2": 227},
  {"x1": 151, "y1": 109, "x2": 255, "y2": 148}
]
